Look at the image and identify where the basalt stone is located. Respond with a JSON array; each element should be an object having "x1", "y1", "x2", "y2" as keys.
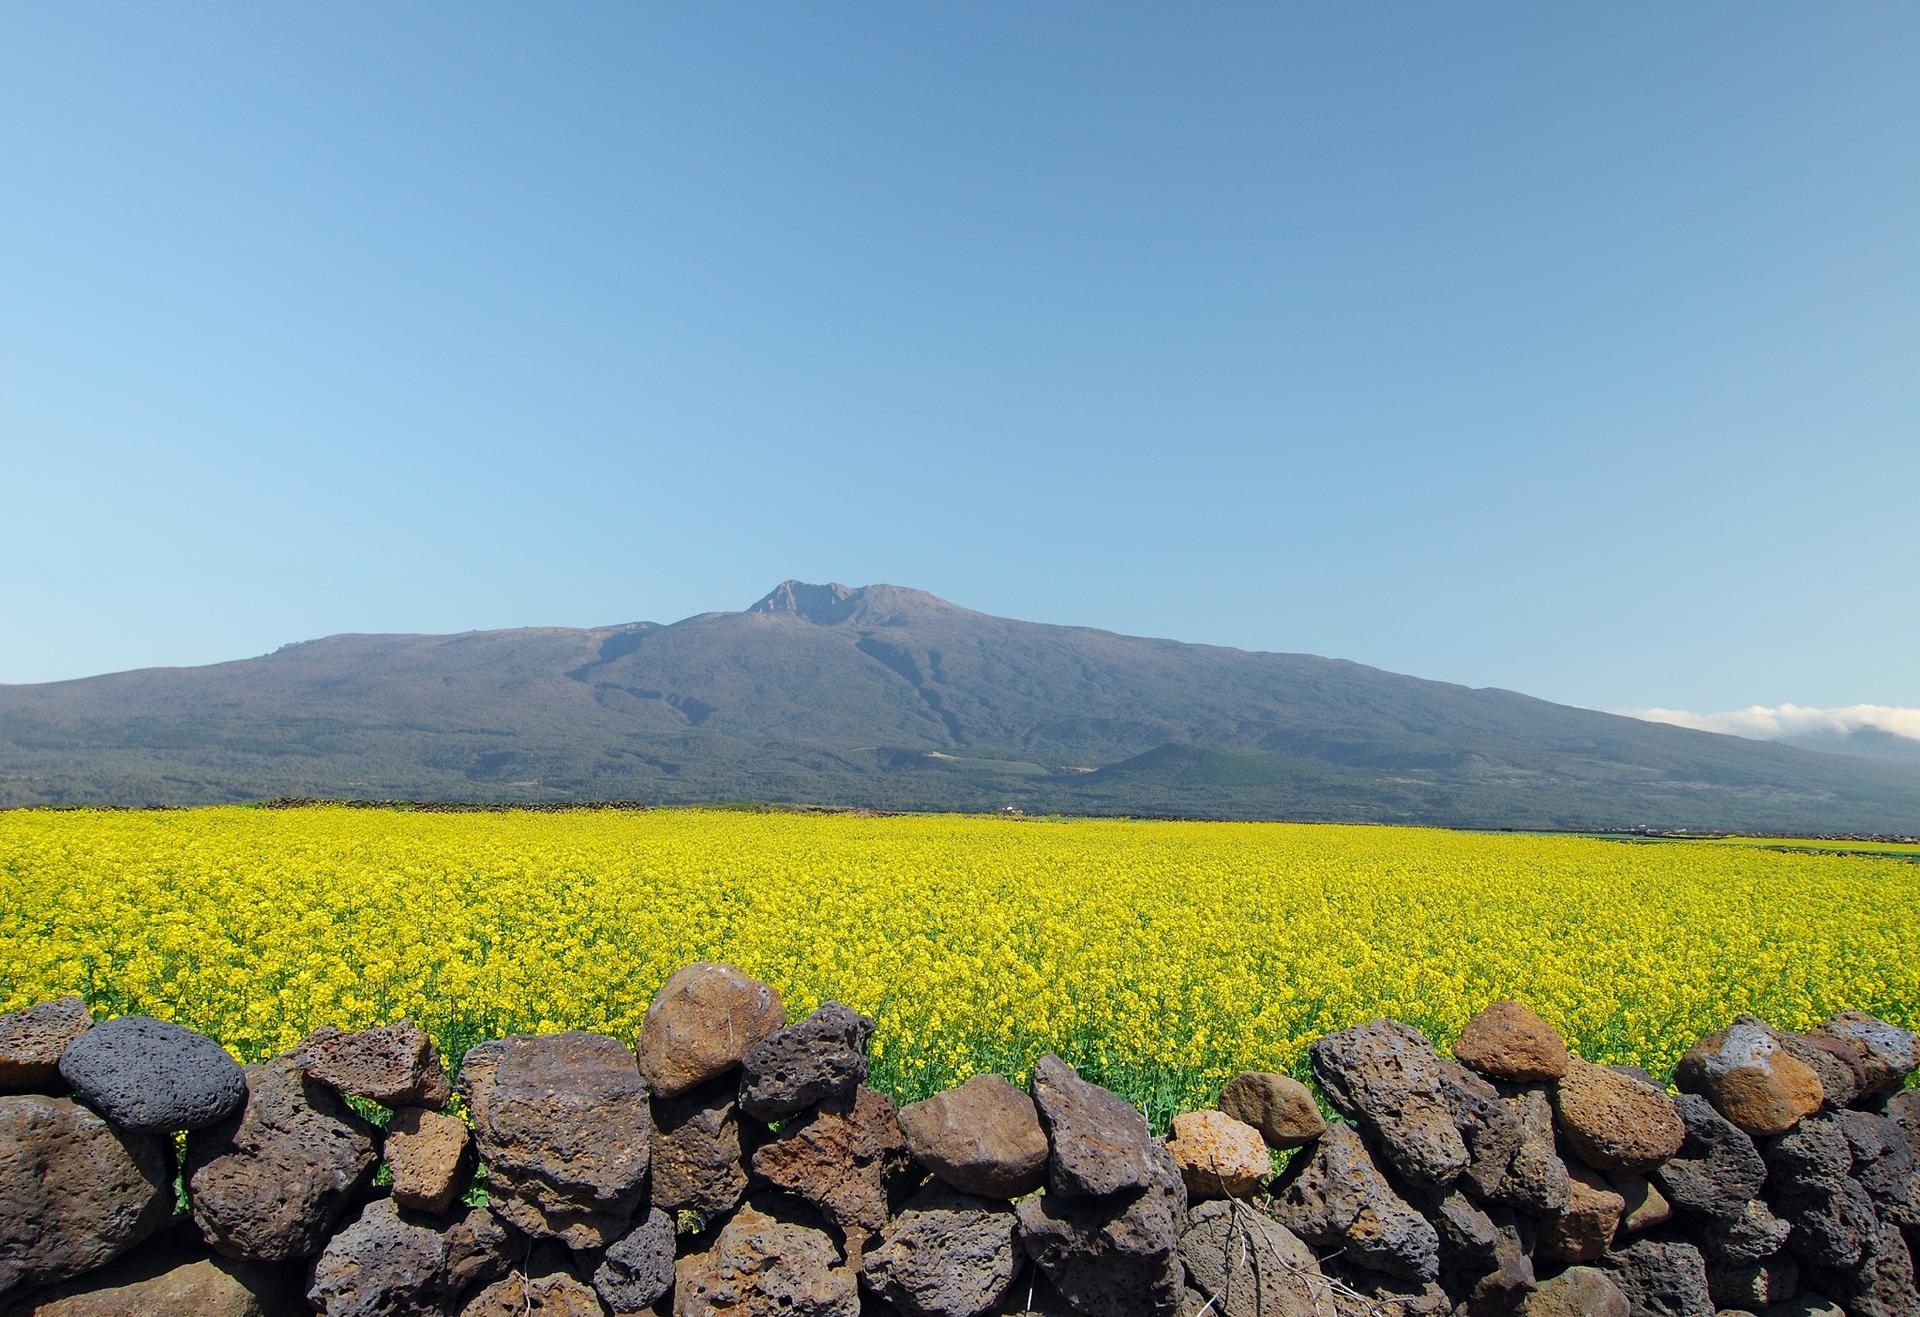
[
  {"x1": 0, "y1": 1095, "x2": 172, "y2": 1303},
  {"x1": 1766, "y1": 1113, "x2": 1851, "y2": 1194},
  {"x1": 1462, "y1": 1086, "x2": 1569, "y2": 1213},
  {"x1": 673, "y1": 1206, "x2": 860, "y2": 1317},
  {"x1": 58, "y1": 1015, "x2": 247, "y2": 1134},
  {"x1": 184, "y1": 1056, "x2": 380, "y2": 1262},
  {"x1": 1520, "y1": 1266, "x2": 1629, "y2": 1317},
  {"x1": 1777, "y1": 1030, "x2": 1870, "y2": 1109},
  {"x1": 1611, "y1": 1171, "x2": 1671, "y2": 1237},
  {"x1": 306, "y1": 1198, "x2": 512, "y2": 1317},
  {"x1": 1675, "y1": 1018, "x2": 1824, "y2": 1137},
  {"x1": 1693, "y1": 1197, "x2": 1792, "y2": 1267},
  {"x1": 10, "y1": 1242, "x2": 294, "y2": 1317},
  {"x1": 1166, "y1": 1110, "x2": 1268, "y2": 1200},
  {"x1": 1216, "y1": 1072, "x2": 1325, "y2": 1150},
  {"x1": 898, "y1": 1073, "x2": 1048, "y2": 1198},
  {"x1": 1603, "y1": 1239, "x2": 1713, "y2": 1317},
  {"x1": 1538, "y1": 1161, "x2": 1624, "y2": 1264},
  {"x1": 1270, "y1": 1123, "x2": 1440, "y2": 1282},
  {"x1": 1016, "y1": 1139, "x2": 1186, "y2": 1317},
  {"x1": 1779, "y1": 1177, "x2": 1878, "y2": 1271},
  {"x1": 591, "y1": 1207, "x2": 676, "y2": 1315},
  {"x1": 1177, "y1": 1198, "x2": 1334, "y2": 1317},
  {"x1": 738, "y1": 1001, "x2": 873, "y2": 1122},
  {"x1": 0, "y1": 996, "x2": 93, "y2": 1094},
  {"x1": 651, "y1": 1077, "x2": 750, "y2": 1220},
  {"x1": 458, "y1": 1031, "x2": 651, "y2": 1250},
  {"x1": 1653, "y1": 1092, "x2": 1766, "y2": 1217},
  {"x1": 1430, "y1": 1186, "x2": 1500, "y2": 1272},
  {"x1": 1812, "y1": 1219, "x2": 1915, "y2": 1317},
  {"x1": 861, "y1": 1185, "x2": 1020, "y2": 1317},
  {"x1": 749, "y1": 1084, "x2": 916, "y2": 1238},
  {"x1": 1836, "y1": 1108, "x2": 1920, "y2": 1229},
  {"x1": 1463, "y1": 1208, "x2": 1536, "y2": 1314},
  {"x1": 637, "y1": 962, "x2": 786, "y2": 1099},
  {"x1": 1309, "y1": 1019, "x2": 1494, "y2": 1190},
  {"x1": 461, "y1": 1271, "x2": 605, "y2": 1317},
  {"x1": 1706, "y1": 1254, "x2": 1800, "y2": 1311},
  {"x1": 1551, "y1": 1058, "x2": 1684, "y2": 1172},
  {"x1": 1809, "y1": 1011, "x2": 1920, "y2": 1096},
  {"x1": 384, "y1": 1106, "x2": 473, "y2": 1215},
  {"x1": 1030, "y1": 1053, "x2": 1157, "y2": 1199},
  {"x1": 1454, "y1": 1001, "x2": 1570, "y2": 1083},
  {"x1": 298, "y1": 1022, "x2": 451, "y2": 1110},
  {"x1": 1317, "y1": 1260, "x2": 1451, "y2": 1316}
]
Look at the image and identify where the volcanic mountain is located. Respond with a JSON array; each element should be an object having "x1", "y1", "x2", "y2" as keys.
[{"x1": 3, "y1": 581, "x2": 1916, "y2": 832}]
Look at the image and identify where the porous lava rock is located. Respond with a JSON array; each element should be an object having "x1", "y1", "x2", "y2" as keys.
[
  {"x1": 1308, "y1": 1019, "x2": 1494, "y2": 1190},
  {"x1": 184, "y1": 1056, "x2": 380, "y2": 1262},
  {"x1": 1216, "y1": 1072, "x2": 1324, "y2": 1150},
  {"x1": 0, "y1": 1095, "x2": 171, "y2": 1302},
  {"x1": 591, "y1": 1207, "x2": 676, "y2": 1315},
  {"x1": 673, "y1": 1206, "x2": 860, "y2": 1317},
  {"x1": 0, "y1": 997, "x2": 93, "y2": 1094},
  {"x1": 1550, "y1": 1058, "x2": 1684, "y2": 1172},
  {"x1": 1538, "y1": 1161, "x2": 1624, "y2": 1264},
  {"x1": 1270, "y1": 1123, "x2": 1439, "y2": 1282},
  {"x1": 1030, "y1": 1053, "x2": 1158, "y2": 1199},
  {"x1": 1462, "y1": 1086, "x2": 1569, "y2": 1213},
  {"x1": 384, "y1": 1106, "x2": 473, "y2": 1215},
  {"x1": 57, "y1": 1015, "x2": 247, "y2": 1133},
  {"x1": 1177, "y1": 1198, "x2": 1334, "y2": 1317},
  {"x1": 1016, "y1": 1138, "x2": 1187, "y2": 1317},
  {"x1": 637, "y1": 962, "x2": 785, "y2": 1099},
  {"x1": 8, "y1": 1243, "x2": 293, "y2": 1317},
  {"x1": 650, "y1": 1077, "x2": 750, "y2": 1220},
  {"x1": 1838, "y1": 1108, "x2": 1920, "y2": 1228},
  {"x1": 737, "y1": 1001, "x2": 873, "y2": 1121},
  {"x1": 305, "y1": 1198, "x2": 511, "y2": 1317},
  {"x1": 461, "y1": 1271, "x2": 605, "y2": 1316},
  {"x1": 1604, "y1": 1238, "x2": 1713, "y2": 1317},
  {"x1": 1675, "y1": 1017, "x2": 1824, "y2": 1137},
  {"x1": 1453, "y1": 1001, "x2": 1569, "y2": 1082},
  {"x1": 458, "y1": 1031, "x2": 651, "y2": 1250},
  {"x1": 1766, "y1": 1113, "x2": 1878, "y2": 1271},
  {"x1": 1611, "y1": 1171, "x2": 1672, "y2": 1236},
  {"x1": 1521, "y1": 1265, "x2": 1629, "y2": 1317},
  {"x1": 1166, "y1": 1110, "x2": 1268, "y2": 1200},
  {"x1": 1692, "y1": 1196, "x2": 1792, "y2": 1267},
  {"x1": 1653, "y1": 1092, "x2": 1767, "y2": 1216},
  {"x1": 1706, "y1": 1254, "x2": 1800, "y2": 1311},
  {"x1": 298, "y1": 1022, "x2": 451, "y2": 1109},
  {"x1": 860, "y1": 1184, "x2": 1020, "y2": 1317},
  {"x1": 1810, "y1": 1011, "x2": 1920, "y2": 1096},
  {"x1": 749, "y1": 1084, "x2": 916, "y2": 1238},
  {"x1": 897, "y1": 1073, "x2": 1048, "y2": 1198}
]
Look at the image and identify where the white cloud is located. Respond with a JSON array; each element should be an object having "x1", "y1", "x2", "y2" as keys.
[{"x1": 1617, "y1": 703, "x2": 1920, "y2": 743}]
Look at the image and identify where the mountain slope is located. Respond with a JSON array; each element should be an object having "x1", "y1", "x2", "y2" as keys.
[{"x1": 3, "y1": 581, "x2": 1916, "y2": 831}]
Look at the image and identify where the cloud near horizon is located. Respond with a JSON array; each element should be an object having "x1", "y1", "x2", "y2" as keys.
[{"x1": 1618, "y1": 703, "x2": 1920, "y2": 743}]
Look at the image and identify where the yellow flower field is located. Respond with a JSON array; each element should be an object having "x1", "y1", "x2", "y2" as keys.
[{"x1": 2, "y1": 806, "x2": 1914, "y2": 1120}]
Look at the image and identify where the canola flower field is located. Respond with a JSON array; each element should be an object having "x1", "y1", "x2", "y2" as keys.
[{"x1": 2, "y1": 805, "x2": 1915, "y2": 1122}]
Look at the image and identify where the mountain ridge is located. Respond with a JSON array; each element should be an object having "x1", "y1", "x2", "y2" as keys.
[{"x1": 2, "y1": 581, "x2": 1915, "y2": 831}]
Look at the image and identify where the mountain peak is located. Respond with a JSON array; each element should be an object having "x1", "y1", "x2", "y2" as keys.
[{"x1": 746, "y1": 580, "x2": 961, "y2": 626}]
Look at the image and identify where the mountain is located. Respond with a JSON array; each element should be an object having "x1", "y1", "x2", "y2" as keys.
[
  {"x1": 3, "y1": 581, "x2": 1917, "y2": 832},
  {"x1": 1779, "y1": 727, "x2": 1920, "y2": 764}
]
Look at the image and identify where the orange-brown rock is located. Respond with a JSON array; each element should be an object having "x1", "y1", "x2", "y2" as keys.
[
  {"x1": 385, "y1": 1106, "x2": 473, "y2": 1214},
  {"x1": 297, "y1": 1021, "x2": 451, "y2": 1109},
  {"x1": 1538, "y1": 1161, "x2": 1624, "y2": 1263},
  {"x1": 749, "y1": 1086, "x2": 915, "y2": 1236},
  {"x1": 636, "y1": 963, "x2": 785, "y2": 1098},
  {"x1": 0, "y1": 997, "x2": 93, "y2": 1095},
  {"x1": 1453, "y1": 1001, "x2": 1569, "y2": 1082},
  {"x1": 1550, "y1": 1059, "x2": 1684, "y2": 1172},
  {"x1": 1216, "y1": 1072, "x2": 1325, "y2": 1149},
  {"x1": 1166, "y1": 1110, "x2": 1269, "y2": 1200},
  {"x1": 1674, "y1": 1017, "x2": 1824, "y2": 1136}
]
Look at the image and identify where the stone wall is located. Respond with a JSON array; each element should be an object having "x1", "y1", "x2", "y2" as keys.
[{"x1": 1, "y1": 964, "x2": 1917, "y2": 1316}]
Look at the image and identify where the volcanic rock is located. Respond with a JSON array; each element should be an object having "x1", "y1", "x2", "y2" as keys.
[
  {"x1": 1836, "y1": 1108, "x2": 1920, "y2": 1228},
  {"x1": 0, "y1": 1095, "x2": 171, "y2": 1302},
  {"x1": 1216, "y1": 1072, "x2": 1324, "y2": 1150},
  {"x1": 1611, "y1": 1170, "x2": 1671, "y2": 1236},
  {"x1": 898, "y1": 1073, "x2": 1048, "y2": 1198},
  {"x1": 1694, "y1": 1196, "x2": 1792, "y2": 1267},
  {"x1": 591, "y1": 1207, "x2": 676, "y2": 1315},
  {"x1": 1462, "y1": 1086, "x2": 1569, "y2": 1213},
  {"x1": 861, "y1": 1185, "x2": 1020, "y2": 1317},
  {"x1": 738, "y1": 1001, "x2": 873, "y2": 1121},
  {"x1": 457, "y1": 1031, "x2": 651, "y2": 1250},
  {"x1": 297, "y1": 1022, "x2": 450, "y2": 1109},
  {"x1": 1308, "y1": 1019, "x2": 1496, "y2": 1190},
  {"x1": 1454, "y1": 1000, "x2": 1569, "y2": 1082},
  {"x1": 1815, "y1": 1219, "x2": 1915, "y2": 1317},
  {"x1": 1654, "y1": 1092, "x2": 1767, "y2": 1215},
  {"x1": 1809, "y1": 1011, "x2": 1920, "y2": 1096},
  {"x1": 1016, "y1": 1138, "x2": 1186, "y2": 1317},
  {"x1": 1706, "y1": 1254, "x2": 1800, "y2": 1311},
  {"x1": 385, "y1": 1106, "x2": 473, "y2": 1215},
  {"x1": 1270, "y1": 1122, "x2": 1439, "y2": 1282},
  {"x1": 1538, "y1": 1161, "x2": 1624, "y2": 1264},
  {"x1": 749, "y1": 1084, "x2": 916, "y2": 1237},
  {"x1": 1675, "y1": 1017, "x2": 1824, "y2": 1137},
  {"x1": 57, "y1": 1015, "x2": 246, "y2": 1133},
  {"x1": 461, "y1": 1271, "x2": 604, "y2": 1316},
  {"x1": 0, "y1": 997, "x2": 92, "y2": 1094},
  {"x1": 184, "y1": 1056, "x2": 379, "y2": 1262},
  {"x1": 1551, "y1": 1058, "x2": 1684, "y2": 1171},
  {"x1": 8, "y1": 1243, "x2": 293, "y2": 1317},
  {"x1": 306, "y1": 1198, "x2": 511, "y2": 1317},
  {"x1": 1166, "y1": 1110, "x2": 1268, "y2": 1200},
  {"x1": 673, "y1": 1205, "x2": 860, "y2": 1317},
  {"x1": 651, "y1": 1077, "x2": 749, "y2": 1220},
  {"x1": 1521, "y1": 1265, "x2": 1629, "y2": 1317},
  {"x1": 637, "y1": 962, "x2": 785, "y2": 1098},
  {"x1": 1604, "y1": 1239, "x2": 1712, "y2": 1317},
  {"x1": 1030, "y1": 1053, "x2": 1157, "y2": 1199},
  {"x1": 1177, "y1": 1198, "x2": 1334, "y2": 1317}
]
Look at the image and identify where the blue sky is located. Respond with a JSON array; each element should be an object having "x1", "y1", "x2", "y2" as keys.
[{"x1": 3, "y1": 4, "x2": 1916, "y2": 723}]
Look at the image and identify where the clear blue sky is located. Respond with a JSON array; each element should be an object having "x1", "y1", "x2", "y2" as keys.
[{"x1": 3, "y1": 4, "x2": 1916, "y2": 716}]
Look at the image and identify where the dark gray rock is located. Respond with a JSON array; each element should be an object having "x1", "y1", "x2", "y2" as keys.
[
  {"x1": 1016, "y1": 1138, "x2": 1186, "y2": 1317},
  {"x1": 899, "y1": 1073, "x2": 1048, "y2": 1199},
  {"x1": 1604, "y1": 1239, "x2": 1713, "y2": 1317},
  {"x1": 1705, "y1": 1253, "x2": 1799, "y2": 1310},
  {"x1": 750, "y1": 1084, "x2": 917, "y2": 1238},
  {"x1": 1694, "y1": 1196, "x2": 1792, "y2": 1267},
  {"x1": 1766, "y1": 1113, "x2": 1878, "y2": 1271},
  {"x1": 1270, "y1": 1123, "x2": 1439, "y2": 1282},
  {"x1": 1462, "y1": 1086, "x2": 1569, "y2": 1213},
  {"x1": 1766, "y1": 1113, "x2": 1851, "y2": 1194},
  {"x1": 1836, "y1": 1108, "x2": 1920, "y2": 1229},
  {"x1": 651, "y1": 1077, "x2": 750, "y2": 1220},
  {"x1": 1176, "y1": 1198, "x2": 1331, "y2": 1317},
  {"x1": 184, "y1": 1056, "x2": 380, "y2": 1262},
  {"x1": 1308, "y1": 1019, "x2": 1494, "y2": 1190},
  {"x1": 1809, "y1": 1011, "x2": 1920, "y2": 1096},
  {"x1": 738, "y1": 1001, "x2": 873, "y2": 1121},
  {"x1": 305, "y1": 1197, "x2": 511, "y2": 1317},
  {"x1": 591, "y1": 1207, "x2": 675, "y2": 1314},
  {"x1": 1462, "y1": 1208, "x2": 1535, "y2": 1314},
  {"x1": 458, "y1": 1031, "x2": 651, "y2": 1250},
  {"x1": 58, "y1": 1015, "x2": 246, "y2": 1133},
  {"x1": 673, "y1": 1205, "x2": 858, "y2": 1316},
  {"x1": 1809, "y1": 1219, "x2": 1914, "y2": 1317},
  {"x1": 1653, "y1": 1092, "x2": 1766, "y2": 1217},
  {"x1": 1430, "y1": 1186, "x2": 1500, "y2": 1271},
  {"x1": 1030, "y1": 1053, "x2": 1157, "y2": 1199},
  {"x1": 0, "y1": 1094, "x2": 172, "y2": 1303},
  {"x1": 862, "y1": 1185, "x2": 1020, "y2": 1317},
  {"x1": 0, "y1": 996, "x2": 93, "y2": 1094}
]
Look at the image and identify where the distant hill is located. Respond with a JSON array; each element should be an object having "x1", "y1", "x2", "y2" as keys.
[{"x1": 3, "y1": 580, "x2": 1916, "y2": 832}]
